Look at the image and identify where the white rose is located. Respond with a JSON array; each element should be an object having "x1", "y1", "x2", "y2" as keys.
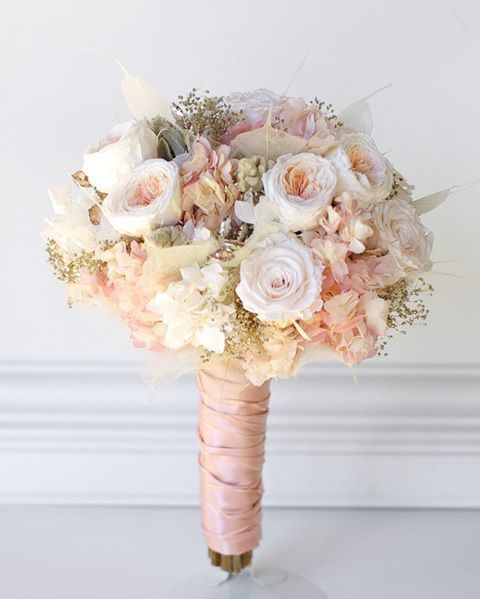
[
  {"x1": 102, "y1": 159, "x2": 181, "y2": 237},
  {"x1": 83, "y1": 120, "x2": 158, "y2": 193},
  {"x1": 262, "y1": 153, "x2": 337, "y2": 231},
  {"x1": 369, "y1": 198, "x2": 433, "y2": 274},
  {"x1": 328, "y1": 133, "x2": 393, "y2": 204},
  {"x1": 226, "y1": 89, "x2": 286, "y2": 126},
  {"x1": 236, "y1": 233, "x2": 324, "y2": 322}
]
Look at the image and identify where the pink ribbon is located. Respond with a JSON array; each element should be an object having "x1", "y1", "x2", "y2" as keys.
[{"x1": 197, "y1": 359, "x2": 270, "y2": 556}]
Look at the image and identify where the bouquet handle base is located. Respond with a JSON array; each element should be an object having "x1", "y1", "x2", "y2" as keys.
[
  {"x1": 208, "y1": 548, "x2": 252, "y2": 573},
  {"x1": 190, "y1": 565, "x2": 328, "y2": 597}
]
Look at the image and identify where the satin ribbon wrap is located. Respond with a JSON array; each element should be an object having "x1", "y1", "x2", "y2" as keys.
[{"x1": 197, "y1": 359, "x2": 270, "y2": 556}]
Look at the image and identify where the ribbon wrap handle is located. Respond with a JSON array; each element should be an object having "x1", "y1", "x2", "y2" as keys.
[{"x1": 197, "y1": 359, "x2": 270, "y2": 556}]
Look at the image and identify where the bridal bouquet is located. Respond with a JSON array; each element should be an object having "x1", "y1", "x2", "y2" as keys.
[{"x1": 44, "y1": 69, "x2": 450, "y2": 573}]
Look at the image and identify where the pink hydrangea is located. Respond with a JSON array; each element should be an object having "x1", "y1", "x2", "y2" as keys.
[
  {"x1": 305, "y1": 289, "x2": 388, "y2": 366},
  {"x1": 101, "y1": 240, "x2": 166, "y2": 350},
  {"x1": 180, "y1": 136, "x2": 238, "y2": 227}
]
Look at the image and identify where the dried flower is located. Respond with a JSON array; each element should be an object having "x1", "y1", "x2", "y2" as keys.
[
  {"x1": 46, "y1": 239, "x2": 104, "y2": 284},
  {"x1": 172, "y1": 89, "x2": 237, "y2": 143},
  {"x1": 237, "y1": 156, "x2": 273, "y2": 193}
]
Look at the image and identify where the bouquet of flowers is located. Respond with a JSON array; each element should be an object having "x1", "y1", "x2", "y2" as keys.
[{"x1": 44, "y1": 69, "x2": 450, "y2": 573}]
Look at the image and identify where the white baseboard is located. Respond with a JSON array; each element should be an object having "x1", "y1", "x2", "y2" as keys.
[{"x1": 1, "y1": 361, "x2": 479, "y2": 507}]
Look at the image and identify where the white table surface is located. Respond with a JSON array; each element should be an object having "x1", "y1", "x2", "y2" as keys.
[{"x1": 0, "y1": 506, "x2": 479, "y2": 599}]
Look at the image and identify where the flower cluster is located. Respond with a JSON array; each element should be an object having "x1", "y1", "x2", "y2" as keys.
[{"x1": 44, "y1": 76, "x2": 440, "y2": 385}]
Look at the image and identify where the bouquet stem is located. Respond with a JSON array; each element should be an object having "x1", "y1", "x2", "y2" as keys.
[
  {"x1": 207, "y1": 548, "x2": 253, "y2": 574},
  {"x1": 197, "y1": 358, "x2": 270, "y2": 573}
]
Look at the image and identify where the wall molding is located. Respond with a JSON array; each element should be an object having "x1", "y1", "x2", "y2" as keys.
[{"x1": 1, "y1": 361, "x2": 479, "y2": 507}]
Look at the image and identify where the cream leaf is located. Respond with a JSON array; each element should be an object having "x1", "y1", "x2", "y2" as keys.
[
  {"x1": 140, "y1": 238, "x2": 219, "y2": 292},
  {"x1": 230, "y1": 121, "x2": 308, "y2": 161},
  {"x1": 121, "y1": 69, "x2": 171, "y2": 120},
  {"x1": 338, "y1": 84, "x2": 392, "y2": 134},
  {"x1": 412, "y1": 181, "x2": 479, "y2": 215}
]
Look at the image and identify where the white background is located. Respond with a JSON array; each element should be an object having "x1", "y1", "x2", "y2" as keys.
[
  {"x1": 1, "y1": 6, "x2": 480, "y2": 594},
  {"x1": 1, "y1": 0, "x2": 479, "y2": 366},
  {"x1": 0, "y1": 0, "x2": 480, "y2": 512}
]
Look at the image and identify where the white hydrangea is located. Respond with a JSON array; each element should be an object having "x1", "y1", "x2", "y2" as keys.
[{"x1": 147, "y1": 263, "x2": 234, "y2": 353}]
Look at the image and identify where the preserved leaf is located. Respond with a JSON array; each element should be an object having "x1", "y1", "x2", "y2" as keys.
[
  {"x1": 231, "y1": 121, "x2": 307, "y2": 161},
  {"x1": 339, "y1": 84, "x2": 392, "y2": 134},
  {"x1": 121, "y1": 69, "x2": 171, "y2": 120},
  {"x1": 140, "y1": 238, "x2": 219, "y2": 292}
]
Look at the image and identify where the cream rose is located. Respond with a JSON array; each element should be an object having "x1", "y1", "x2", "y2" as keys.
[
  {"x1": 102, "y1": 159, "x2": 181, "y2": 237},
  {"x1": 369, "y1": 198, "x2": 433, "y2": 274},
  {"x1": 262, "y1": 153, "x2": 337, "y2": 231},
  {"x1": 328, "y1": 133, "x2": 393, "y2": 204},
  {"x1": 82, "y1": 120, "x2": 158, "y2": 193},
  {"x1": 236, "y1": 233, "x2": 324, "y2": 322}
]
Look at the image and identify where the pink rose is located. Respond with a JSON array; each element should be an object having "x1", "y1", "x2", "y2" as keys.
[
  {"x1": 226, "y1": 89, "x2": 286, "y2": 127},
  {"x1": 180, "y1": 137, "x2": 238, "y2": 226}
]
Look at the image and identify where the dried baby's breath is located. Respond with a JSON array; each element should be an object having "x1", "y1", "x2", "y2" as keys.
[
  {"x1": 218, "y1": 272, "x2": 265, "y2": 359},
  {"x1": 171, "y1": 89, "x2": 238, "y2": 143},
  {"x1": 376, "y1": 277, "x2": 434, "y2": 356},
  {"x1": 46, "y1": 239, "x2": 104, "y2": 284}
]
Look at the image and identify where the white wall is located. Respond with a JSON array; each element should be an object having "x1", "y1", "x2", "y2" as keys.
[
  {"x1": 1, "y1": 0, "x2": 479, "y2": 365},
  {"x1": 1, "y1": 0, "x2": 480, "y2": 507}
]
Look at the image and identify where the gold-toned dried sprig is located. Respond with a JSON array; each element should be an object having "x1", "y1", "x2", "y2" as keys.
[
  {"x1": 171, "y1": 89, "x2": 238, "y2": 143},
  {"x1": 386, "y1": 171, "x2": 414, "y2": 201},
  {"x1": 376, "y1": 277, "x2": 434, "y2": 356},
  {"x1": 46, "y1": 239, "x2": 104, "y2": 284},
  {"x1": 386, "y1": 172, "x2": 403, "y2": 200},
  {"x1": 310, "y1": 97, "x2": 342, "y2": 126},
  {"x1": 224, "y1": 304, "x2": 265, "y2": 360},
  {"x1": 72, "y1": 170, "x2": 91, "y2": 188},
  {"x1": 71, "y1": 170, "x2": 107, "y2": 201},
  {"x1": 217, "y1": 273, "x2": 265, "y2": 359}
]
